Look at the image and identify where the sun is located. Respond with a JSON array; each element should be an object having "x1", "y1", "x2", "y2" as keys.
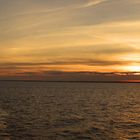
[{"x1": 125, "y1": 65, "x2": 140, "y2": 72}]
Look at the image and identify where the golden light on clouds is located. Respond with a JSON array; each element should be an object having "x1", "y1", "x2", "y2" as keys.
[{"x1": 0, "y1": 0, "x2": 140, "y2": 80}]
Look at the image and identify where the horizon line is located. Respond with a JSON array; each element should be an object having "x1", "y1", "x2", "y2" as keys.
[{"x1": 0, "y1": 80, "x2": 140, "y2": 83}]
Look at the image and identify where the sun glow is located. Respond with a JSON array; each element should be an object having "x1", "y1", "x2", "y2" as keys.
[{"x1": 125, "y1": 65, "x2": 140, "y2": 72}]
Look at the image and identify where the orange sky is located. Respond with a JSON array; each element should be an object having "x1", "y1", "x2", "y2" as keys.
[{"x1": 0, "y1": 0, "x2": 140, "y2": 79}]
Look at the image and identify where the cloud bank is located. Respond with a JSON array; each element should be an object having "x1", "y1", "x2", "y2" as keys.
[{"x1": 0, "y1": 0, "x2": 140, "y2": 80}]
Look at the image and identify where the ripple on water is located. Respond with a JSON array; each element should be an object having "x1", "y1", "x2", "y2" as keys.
[
  {"x1": 0, "y1": 109, "x2": 11, "y2": 140},
  {"x1": 53, "y1": 115, "x2": 84, "y2": 128},
  {"x1": 0, "y1": 82, "x2": 140, "y2": 140}
]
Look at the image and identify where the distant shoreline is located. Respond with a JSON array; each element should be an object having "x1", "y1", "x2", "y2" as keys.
[{"x1": 0, "y1": 80, "x2": 140, "y2": 83}]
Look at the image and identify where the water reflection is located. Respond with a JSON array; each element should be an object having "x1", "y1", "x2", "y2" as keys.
[{"x1": 0, "y1": 82, "x2": 139, "y2": 139}]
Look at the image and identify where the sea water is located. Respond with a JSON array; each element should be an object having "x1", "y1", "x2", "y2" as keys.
[{"x1": 0, "y1": 81, "x2": 139, "y2": 140}]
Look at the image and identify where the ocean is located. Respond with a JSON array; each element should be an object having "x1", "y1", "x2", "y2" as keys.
[{"x1": 0, "y1": 81, "x2": 139, "y2": 140}]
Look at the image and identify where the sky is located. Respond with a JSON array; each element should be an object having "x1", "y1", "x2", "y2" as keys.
[{"x1": 0, "y1": 0, "x2": 140, "y2": 80}]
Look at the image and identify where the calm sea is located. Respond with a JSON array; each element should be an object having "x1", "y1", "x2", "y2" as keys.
[{"x1": 0, "y1": 81, "x2": 139, "y2": 140}]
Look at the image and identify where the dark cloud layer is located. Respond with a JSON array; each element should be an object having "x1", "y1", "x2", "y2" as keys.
[
  {"x1": 0, "y1": 71, "x2": 140, "y2": 81},
  {"x1": 0, "y1": 59, "x2": 133, "y2": 68}
]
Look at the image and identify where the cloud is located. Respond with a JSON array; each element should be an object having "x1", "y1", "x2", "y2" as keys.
[
  {"x1": 0, "y1": 0, "x2": 140, "y2": 80},
  {"x1": 0, "y1": 58, "x2": 135, "y2": 70},
  {"x1": 82, "y1": 0, "x2": 107, "y2": 8},
  {"x1": 1, "y1": 70, "x2": 140, "y2": 81},
  {"x1": 1, "y1": 0, "x2": 140, "y2": 43}
]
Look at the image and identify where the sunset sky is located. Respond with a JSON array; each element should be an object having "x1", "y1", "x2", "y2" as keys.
[{"x1": 0, "y1": 0, "x2": 140, "y2": 80}]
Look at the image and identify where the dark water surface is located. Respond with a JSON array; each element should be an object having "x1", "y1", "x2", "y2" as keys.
[{"x1": 0, "y1": 82, "x2": 140, "y2": 140}]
